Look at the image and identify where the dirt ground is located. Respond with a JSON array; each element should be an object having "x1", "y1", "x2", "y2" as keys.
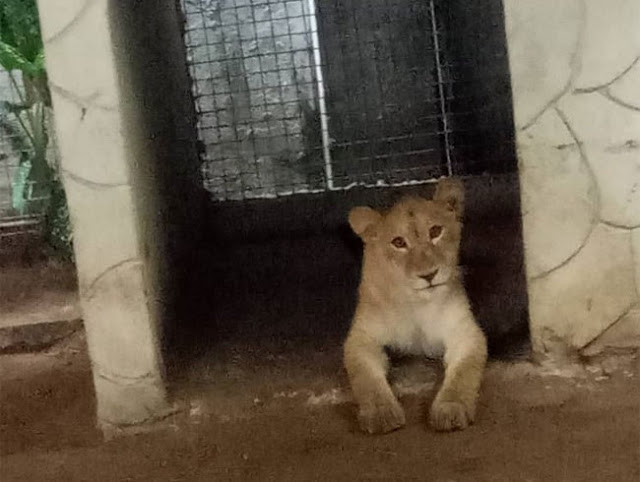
[
  {"x1": 0, "y1": 246, "x2": 80, "y2": 335},
  {"x1": 1, "y1": 330, "x2": 638, "y2": 482}
]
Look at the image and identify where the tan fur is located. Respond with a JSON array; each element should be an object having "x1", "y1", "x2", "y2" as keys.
[{"x1": 344, "y1": 178, "x2": 487, "y2": 434}]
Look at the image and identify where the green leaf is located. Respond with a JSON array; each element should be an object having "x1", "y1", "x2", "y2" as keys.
[
  {"x1": 0, "y1": 0, "x2": 43, "y2": 63},
  {"x1": 0, "y1": 41, "x2": 44, "y2": 75},
  {"x1": 0, "y1": 40, "x2": 30, "y2": 72},
  {"x1": 32, "y1": 48, "x2": 45, "y2": 71}
]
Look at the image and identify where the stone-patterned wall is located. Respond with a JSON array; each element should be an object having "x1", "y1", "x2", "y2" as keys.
[{"x1": 504, "y1": 0, "x2": 640, "y2": 352}]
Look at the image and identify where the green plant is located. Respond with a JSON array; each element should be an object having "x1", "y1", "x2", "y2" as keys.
[{"x1": 0, "y1": 0, "x2": 73, "y2": 259}]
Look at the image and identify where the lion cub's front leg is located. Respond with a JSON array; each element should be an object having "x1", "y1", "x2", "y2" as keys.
[
  {"x1": 430, "y1": 319, "x2": 487, "y2": 431},
  {"x1": 344, "y1": 329, "x2": 405, "y2": 434}
]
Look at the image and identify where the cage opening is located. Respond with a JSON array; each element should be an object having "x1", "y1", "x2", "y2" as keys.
[{"x1": 180, "y1": 0, "x2": 518, "y2": 202}]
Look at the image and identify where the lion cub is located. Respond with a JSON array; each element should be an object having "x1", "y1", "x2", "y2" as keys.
[{"x1": 344, "y1": 178, "x2": 487, "y2": 434}]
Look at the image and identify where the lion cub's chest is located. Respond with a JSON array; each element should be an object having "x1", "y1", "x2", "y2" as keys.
[{"x1": 383, "y1": 303, "x2": 447, "y2": 357}]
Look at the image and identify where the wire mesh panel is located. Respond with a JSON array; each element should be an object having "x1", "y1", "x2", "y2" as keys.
[
  {"x1": 181, "y1": 0, "x2": 517, "y2": 201},
  {"x1": 182, "y1": 0, "x2": 324, "y2": 200},
  {"x1": 0, "y1": 70, "x2": 21, "y2": 218},
  {"x1": 316, "y1": 0, "x2": 450, "y2": 188},
  {"x1": 0, "y1": 68, "x2": 50, "y2": 236}
]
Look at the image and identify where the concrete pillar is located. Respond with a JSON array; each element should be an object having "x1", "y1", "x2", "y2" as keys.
[
  {"x1": 504, "y1": 0, "x2": 640, "y2": 353},
  {"x1": 37, "y1": 1, "x2": 173, "y2": 428}
]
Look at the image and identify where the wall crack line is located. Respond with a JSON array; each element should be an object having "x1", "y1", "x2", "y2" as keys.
[
  {"x1": 555, "y1": 106, "x2": 601, "y2": 214},
  {"x1": 574, "y1": 56, "x2": 640, "y2": 94},
  {"x1": 580, "y1": 301, "x2": 638, "y2": 350},
  {"x1": 568, "y1": 0, "x2": 587, "y2": 85},
  {"x1": 49, "y1": 84, "x2": 116, "y2": 112},
  {"x1": 520, "y1": 1, "x2": 586, "y2": 131},
  {"x1": 531, "y1": 106, "x2": 599, "y2": 281},
  {"x1": 601, "y1": 220, "x2": 640, "y2": 231},
  {"x1": 599, "y1": 88, "x2": 640, "y2": 112},
  {"x1": 520, "y1": 81, "x2": 572, "y2": 131},
  {"x1": 62, "y1": 168, "x2": 129, "y2": 190},
  {"x1": 84, "y1": 258, "x2": 142, "y2": 299},
  {"x1": 45, "y1": 0, "x2": 98, "y2": 44},
  {"x1": 94, "y1": 366, "x2": 158, "y2": 385},
  {"x1": 530, "y1": 230, "x2": 592, "y2": 281}
]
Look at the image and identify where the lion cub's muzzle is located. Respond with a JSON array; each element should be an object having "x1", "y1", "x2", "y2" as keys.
[
  {"x1": 415, "y1": 268, "x2": 450, "y2": 290},
  {"x1": 419, "y1": 269, "x2": 438, "y2": 284}
]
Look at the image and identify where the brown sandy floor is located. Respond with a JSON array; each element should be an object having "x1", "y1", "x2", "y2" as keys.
[
  {"x1": 0, "y1": 331, "x2": 638, "y2": 482},
  {"x1": 0, "y1": 254, "x2": 80, "y2": 331}
]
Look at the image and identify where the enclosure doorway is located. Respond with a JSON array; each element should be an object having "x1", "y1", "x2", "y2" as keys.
[{"x1": 172, "y1": 0, "x2": 529, "y2": 362}]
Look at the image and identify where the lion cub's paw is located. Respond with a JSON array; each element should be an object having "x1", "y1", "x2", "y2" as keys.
[
  {"x1": 429, "y1": 400, "x2": 474, "y2": 432},
  {"x1": 358, "y1": 398, "x2": 406, "y2": 434}
]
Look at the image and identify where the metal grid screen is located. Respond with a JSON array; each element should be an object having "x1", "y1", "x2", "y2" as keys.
[
  {"x1": 181, "y1": 0, "x2": 517, "y2": 201},
  {"x1": 0, "y1": 68, "x2": 51, "y2": 236}
]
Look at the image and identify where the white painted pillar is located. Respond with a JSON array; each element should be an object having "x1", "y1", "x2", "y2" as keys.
[{"x1": 37, "y1": 1, "x2": 171, "y2": 429}]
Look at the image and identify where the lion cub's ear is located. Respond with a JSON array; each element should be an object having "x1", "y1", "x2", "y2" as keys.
[
  {"x1": 349, "y1": 206, "x2": 381, "y2": 240},
  {"x1": 434, "y1": 178, "x2": 465, "y2": 220}
]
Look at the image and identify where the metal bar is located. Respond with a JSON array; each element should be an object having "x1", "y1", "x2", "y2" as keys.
[
  {"x1": 305, "y1": 0, "x2": 334, "y2": 190},
  {"x1": 0, "y1": 217, "x2": 41, "y2": 229},
  {"x1": 428, "y1": 0, "x2": 453, "y2": 177}
]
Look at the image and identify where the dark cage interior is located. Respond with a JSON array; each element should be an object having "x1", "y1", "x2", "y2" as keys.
[
  {"x1": 316, "y1": 0, "x2": 447, "y2": 186},
  {"x1": 171, "y1": 0, "x2": 528, "y2": 366}
]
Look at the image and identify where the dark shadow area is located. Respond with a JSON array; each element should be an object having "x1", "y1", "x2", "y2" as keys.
[
  {"x1": 439, "y1": 0, "x2": 518, "y2": 176},
  {"x1": 169, "y1": 174, "x2": 530, "y2": 379},
  {"x1": 108, "y1": 0, "x2": 207, "y2": 360}
]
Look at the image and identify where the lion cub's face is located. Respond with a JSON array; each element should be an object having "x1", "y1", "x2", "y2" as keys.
[{"x1": 349, "y1": 179, "x2": 464, "y2": 296}]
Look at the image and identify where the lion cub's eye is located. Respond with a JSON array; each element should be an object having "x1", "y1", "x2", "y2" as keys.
[
  {"x1": 391, "y1": 236, "x2": 408, "y2": 249},
  {"x1": 429, "y1": 225, "x2": 443, "y2": 239}
]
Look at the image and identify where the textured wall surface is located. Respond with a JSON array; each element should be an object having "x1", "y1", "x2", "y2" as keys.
[
  {"x1": 37, "y1": 0, "x2": 172, "y2": 428},
  {"x1": 504, "y1": 0, "x2": 640, "y2": 352}
]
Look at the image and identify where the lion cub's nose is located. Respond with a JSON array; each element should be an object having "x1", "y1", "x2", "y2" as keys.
[{"x1": 420, "y1": 269, "x2": 439, "y2": 284}]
